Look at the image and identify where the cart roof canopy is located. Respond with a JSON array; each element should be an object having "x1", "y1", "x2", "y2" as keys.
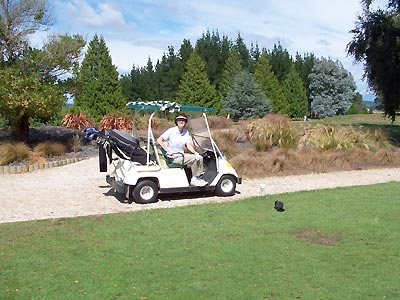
[{"x1": 126, "y1": 100, "x2": 216, "y2": 113}]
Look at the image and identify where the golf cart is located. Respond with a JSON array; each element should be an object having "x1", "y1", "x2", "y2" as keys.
[{"x1": 84, "y1": 101, "x2": 241, "y2": 204}]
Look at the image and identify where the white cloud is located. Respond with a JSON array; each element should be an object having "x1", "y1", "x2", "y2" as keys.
[{"x1": 107, "y1": 39, "x2": 165, "y2": 74}]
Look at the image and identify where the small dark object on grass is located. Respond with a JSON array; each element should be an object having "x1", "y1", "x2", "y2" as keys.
[{"x1": 274, "y1": 200, "x2": 285, "y2": 212}]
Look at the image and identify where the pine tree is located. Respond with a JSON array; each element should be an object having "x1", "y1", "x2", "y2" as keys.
[
  {"x1": 218, "y1": 48, "x2": 243, "y2": 101},
  {"x1": 235, "y1": 33, "x2": 251, "y2": 70},
  {"x1": 75, "y1": 35, "x2": 125, "y2": 119},
  {"x1": 268, "y1": 43, "x2": 293, "y2": 82},
  {"x1": 254, "y1": 51, "x2": 288, "y2": 114},
  {"x1": 309, "y1": 57, "x2": 356, "y2": 118},
  {"x1": 222, "y1": 71, "x2": 270, "y2": 120},
  {"x1": 283, "y1": 66, "x2": 308, "y2": 118},
  {"x1": 175, "y1": 51, "x2": 218, "y2": 108}
]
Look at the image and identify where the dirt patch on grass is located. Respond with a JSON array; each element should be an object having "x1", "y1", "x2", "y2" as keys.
[{"x1": 293, "y1": 229, "x2": 341, "y2": 246}]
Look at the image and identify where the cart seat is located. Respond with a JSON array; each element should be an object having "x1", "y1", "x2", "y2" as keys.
[{"x1": 157, "y1": 145, "x2": 185, "y2": 168}]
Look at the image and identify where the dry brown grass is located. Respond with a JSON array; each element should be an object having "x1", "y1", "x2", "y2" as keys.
[
  {"x1": 33, "y1": 142, "x2": 66, "y2": 158},
  {"x1": 0, "y1": 142, "x2": 32, "y2": 165},
  {"x1": 229, "y1": 147, "x2": 400, "y2": 179}
]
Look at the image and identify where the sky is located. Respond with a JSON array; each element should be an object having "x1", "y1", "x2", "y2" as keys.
[{"x1": 31, "y1": 0, "x2": 389, "y2": 98}]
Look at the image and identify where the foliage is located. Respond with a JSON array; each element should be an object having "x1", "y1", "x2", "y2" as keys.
[
  {"x1": 195, "y1": 30, "x2": 231, "y2": 88},
  {"x1": 268, "y1": 43, "x2": 293, "y2": 81},
  {"x1": 2, "y1": 183, "x2": 400, "y2": 299},
  {"x1": 99, "y1": 114, "x2": 133, "y2": 131},
  {"x1": 0, "y1": 0, "x2": 52, "y2": 64},
  {"x1": 0, "y1": 65, "x2": 64, "y2": 140},
  {"x1": 33, "y1": 141, "x2": 66, "y2": 158},
  {"x1": 222, "y1": 71, "x2": 270, "y2": 120},
  {"x1": 74, "y1": 34, "x2": 126, "y2": 119},
  {"x1": 254, "y1": 51, "x2": 288, "y2": 114},
  {"x1": 309, "y1": 57, "x2": 356, "y2": 118},
  {"x1": 0, "y1": 142, "x2": 31, "y2": 165},
  {"x1": 294, "y1": 52, "x2": 315, "y2": 113},
  {"x1": 218, "y1": 48, "x2": 243, "y2": 100},
  {"x1": 61, "y1": 112, "x2": 94, "y2": 130},
  {"x1": 175, "y1": 51, "x2": 218, "y2": 108},
  {"x1": 283, "y1": 65, "x2": 308, "y2": 118},
  {"x1": 347, "y1": 0, "x2": 400, "y2": 121},
  {"x1": 246, "y1": 114, "x2": 297, "y2": 151}
]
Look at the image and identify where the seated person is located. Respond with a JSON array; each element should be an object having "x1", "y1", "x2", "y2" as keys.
[{"x1": 157, "y1": 113, "x2": 207, "y2": 187}]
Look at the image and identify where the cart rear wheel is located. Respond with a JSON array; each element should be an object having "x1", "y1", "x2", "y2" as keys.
[
  {"x1": 132, "y1": 180, "x2": 158, "y2": 204},
  {"x1": 215, "y1": 175, "x2": 236, "y2": 196}
]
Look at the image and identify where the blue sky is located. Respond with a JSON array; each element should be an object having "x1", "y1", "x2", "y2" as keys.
[{"x1": 31, "y1": 0, "x2": 388, "y2": 97}]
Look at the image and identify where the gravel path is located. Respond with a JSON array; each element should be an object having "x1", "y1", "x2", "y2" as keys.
[{"x1": 1, "y1": 156, "x2": 400, "y2": 224}]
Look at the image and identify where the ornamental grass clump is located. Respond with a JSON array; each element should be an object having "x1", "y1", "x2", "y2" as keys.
[
  {"x1": 246, "y1": 114, "x2": 297, "y2": 151},
  {"x1": 0, "y1": 142, "x2": 31, "y2": 165},
  {"x1": 34, "y1": 141, "x2": 66, "y2": 158},
  {"x1": 299, "y1": 124, "x2": 393, "y2": 151}
]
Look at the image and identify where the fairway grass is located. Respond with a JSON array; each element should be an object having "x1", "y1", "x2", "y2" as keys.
[{"x1": 1, "y1": 182, "x2": 400, "y2": 299}]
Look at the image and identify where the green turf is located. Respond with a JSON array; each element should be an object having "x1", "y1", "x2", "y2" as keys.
[{"x1": 1, "y1": 182, "x2": 400, "y2": 299}]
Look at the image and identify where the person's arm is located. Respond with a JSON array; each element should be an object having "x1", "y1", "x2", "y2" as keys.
[
  {"x1": 157, "y1": 135, "x2": 172, "y2": 156},
  {"x1": 186, "y1": 141, "x2": 197, "y2": 154}
]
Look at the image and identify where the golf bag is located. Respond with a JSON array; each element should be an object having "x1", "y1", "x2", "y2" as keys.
[{"x1": 83, "y1": 127, "x2": 148, "y2": 172}]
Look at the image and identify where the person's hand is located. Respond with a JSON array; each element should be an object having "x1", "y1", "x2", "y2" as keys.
[{"x1": 194, "y1": 152, "x2": 201, "y2": 161}]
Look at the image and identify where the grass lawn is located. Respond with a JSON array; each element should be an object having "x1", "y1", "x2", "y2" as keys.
[{"x1": 1, "y1": 182, "x2": 400, "y2": 300}]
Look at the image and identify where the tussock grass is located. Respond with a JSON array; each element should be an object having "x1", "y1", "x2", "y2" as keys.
[
  {"x1": 230, "y1": 147, "x2": 400, "y2": 179},
  {"x1": 299, "y1": 124, "x2": 392, "y2": 151},
  {"x1": 0, "y1": 142, "x2": 31, "y2": 165},
  {"x1": 33, "y1": 141, "x2": 66, "y2": 158},
  {"x1": 246, "y1": 114, "x2": 298, "y2": 151}
]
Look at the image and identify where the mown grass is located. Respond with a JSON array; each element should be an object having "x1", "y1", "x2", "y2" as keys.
[{"x1": 1, "y1": 182, "x2": 400, "y2": 300}]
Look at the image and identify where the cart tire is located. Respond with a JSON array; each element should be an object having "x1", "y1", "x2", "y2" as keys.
[
  {"x1": 215, "y1": 175, "x2": 236, "y2": 197},
  {"x1": 132, "y1": 180, "x2": 158, "y2": 204}
]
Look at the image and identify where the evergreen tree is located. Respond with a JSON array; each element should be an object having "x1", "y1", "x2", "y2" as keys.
[
  {"x1": 249, "y1": 42, "x2": 261, "y2": 72},
  {"x1": 178, "y1": 39, "x2": 193, "y2": 63},
  {"x1": 283, "y1": 65, "x2": 308, "y2": 118},
  {"x1": 294, "y1": 52, "x2": 315, "y2": 112},
  {"x1": 268, "y1": 43, "x2": 293, "y2": 81},
  {"x1": 195, "y1": 30, "x2": 230, "y2": 88},
  {"x1": 218, "y1": 47, "x2": 243, "y2": 101},
  {"x1": 141, "y1": 57, "x2": 158, "y2": 101},
  {"x1": 222, "y1": 71, "x2": 270, "y2": 120},
  {"x1": 175, "y1": 51, "x2": 218, "y2": 108},
  {"x1": 309, "y1": 57, "x2": 356, "y2": 118},
  {"x1": 156, "y1": 46, "x2": 183, "y2": 101},
  {"x1": 234, "y1": 32, "x2": 251, "y2": 70},
  {"x1": 75, "y1": 35, "x2": 125, "y2": 119},
  {"x1": 254, "y1": 51, "x2": 288, "y2": 114}
]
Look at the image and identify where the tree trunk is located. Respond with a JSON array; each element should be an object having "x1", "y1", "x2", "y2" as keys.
[{"x1": 11, "y1": 114, "x2": 30, "y2": 142}]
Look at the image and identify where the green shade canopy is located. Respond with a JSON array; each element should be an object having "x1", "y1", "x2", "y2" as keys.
[{"x1": 126, "y1": 100, "x2": 216, "y2": 113}]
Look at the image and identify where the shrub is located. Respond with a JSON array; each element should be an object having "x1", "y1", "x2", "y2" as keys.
[
  {"x1": 99, "y1": 114, "x2": 133, "y2": 131},
  {"x1": 61, "y1": 112, "x2": 94, "y2": 130},
  {"x1": 34, "y1": 142, "x2": 66, "y2": 158},
  {"x1": 246, "y1": 114, "x2": 298, "y2": 151},
  {"x1": 0, "y1": 142, "x2": 31, "y2": 165}
]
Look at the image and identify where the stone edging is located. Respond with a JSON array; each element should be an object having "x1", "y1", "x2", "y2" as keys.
[{"x1": 0, "y1": 157, "x2": 88, "y2": 175}]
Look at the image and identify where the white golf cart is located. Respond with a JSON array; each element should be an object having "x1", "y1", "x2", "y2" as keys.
[{"x1": 85, "y1": 101, "x2": 241, "y2": 204}]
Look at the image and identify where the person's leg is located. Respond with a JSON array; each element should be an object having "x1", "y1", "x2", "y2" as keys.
[{"x1": 183, "y1": 153, "x2": 203, "y2": 177}]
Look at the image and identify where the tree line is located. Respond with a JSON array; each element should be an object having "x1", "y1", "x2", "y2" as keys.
[
  {"x1": 117, "y1": 30, "x2": 359, "y2": 121},
  {"x1": 1, "y1": 0, "x2": 398, "y2": 142}
]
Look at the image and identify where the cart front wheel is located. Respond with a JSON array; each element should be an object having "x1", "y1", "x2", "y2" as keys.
[
  {"x1": 132, "y1": 180, "x2": 158, "y2": 204},
  {"x1": 215, "y1": 175, "x2": 236, "y2": 197}
]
